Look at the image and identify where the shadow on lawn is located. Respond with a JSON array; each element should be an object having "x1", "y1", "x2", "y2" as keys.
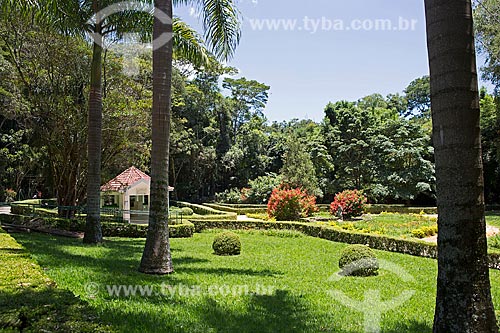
[
  {"x1": 11, "y1": 233, "x2": 433, "y2": 333},
  {"x1": 0, "y1": 287, "x2": 112, "y2": 332},
  {"x1": 12, "y1": 233, "x2": 280, "y2": 284},
  {"x1": 383, "y1": 320, "x2": 432, "y2": 332}
]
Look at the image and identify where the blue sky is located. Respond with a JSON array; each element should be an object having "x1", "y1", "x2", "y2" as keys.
[{"x1": 176, "y1": 0, "x2": 489, "y2": 122}]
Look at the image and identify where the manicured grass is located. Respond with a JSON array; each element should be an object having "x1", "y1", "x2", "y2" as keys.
[
  {"x1": 312, "y1": 211, "x2": 499, "y2": 239},
  {"x1": 12, "y1": 230, "x2": 500, "y2": 332},
  {"x1": 486, "y1": 211, "x2": 500, "y2": 228},
  {"x1": 332, "y1": 212, "x2": 437, "y2": 238},
  {"x1": 0, "y1": 228, "x2": 112, "y2": 332}
]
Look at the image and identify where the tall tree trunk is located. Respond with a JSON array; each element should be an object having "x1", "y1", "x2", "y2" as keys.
[
  {"x1": 83, "y1": 27, "x2": 103, "y2": 244},
  {"x1": 424, "y1": 0, "x2": 498, "y2": 331},
  {"x1": 139, "y1": 0, "x2": 174, "y2": 274}
]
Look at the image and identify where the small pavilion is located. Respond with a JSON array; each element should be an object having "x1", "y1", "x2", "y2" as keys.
[{"x1": 100, "y1": 166, "x2": 173, "y2": 212}]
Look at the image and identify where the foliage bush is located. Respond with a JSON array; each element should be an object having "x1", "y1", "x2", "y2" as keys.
[
  {"x1": 214, "y1": 188, "x2": 243, "y2": 204},
  {"x1": 338, "y1": 244, "x2": 379, "y2": 277},
  {"x1": 330, "y1": 190, "x2": 367, "y2": 218},
  {"x1": 180, "y1": 207, "x2": 194, "y2": 216},
  {"x1": 212, "y1": 231, "x2": 241, "y2": 255},
  {"x1": 267, "y1": 187, "x2": 318, "y2": 221},
  {"x1": 3, "y1": 188, "x2": 17, "y2": 202},
  {"x1": 246, "y1": 173, "x2": 284, "y2": 204},
  {"x1": 411, "y1": 225, "x2": 438, "y2": 238},
  {"x1": 489, "y1": 234, "x2": 500, "y2": 249}
]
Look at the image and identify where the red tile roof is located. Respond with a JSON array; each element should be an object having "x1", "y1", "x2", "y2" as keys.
[{"x1": 101, "y1": 166, "x2": 150, "y2": 192}]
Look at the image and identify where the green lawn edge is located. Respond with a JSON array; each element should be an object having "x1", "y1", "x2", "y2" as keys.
[{"x1": 0, "y1": 227, "x2": 113, "y2": 332}]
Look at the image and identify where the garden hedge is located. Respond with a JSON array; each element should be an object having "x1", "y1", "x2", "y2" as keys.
[
  {"x1": 188, "y1": 219, "x2": 500, "y2": 270},
  {"x1": 0, "y1": 214, "x2": 194, "y2": 238},
  {"x1": 365, "y1": 205, "x2": 437, "y2": 214},
  {"x1": 206, "y1": 203, "x2": 268, "y2": 215},
  {"x1": 173, "y1": 201, "x2": 237, "y2": 219}
]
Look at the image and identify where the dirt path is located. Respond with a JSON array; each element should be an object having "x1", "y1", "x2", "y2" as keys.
[
  {"x1": 237, "y1": 215, "x2": 261, "y2": 221},
  {"x1": 0, "y1": 206, "x2": 11, "y2": 215}
]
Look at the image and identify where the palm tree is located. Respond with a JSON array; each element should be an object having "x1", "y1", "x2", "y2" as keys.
[
  {"x1": 138, "y1": 0, "x2": 240, "y2": 274},
  {"x1": 424, "y1": 0, "x2": 498, "y2": 331}
]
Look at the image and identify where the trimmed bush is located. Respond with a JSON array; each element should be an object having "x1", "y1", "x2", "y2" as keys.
[
  {"x1": 212, "y1": 232, "x2": 241, "y2": 256},
  {"x1": 330, "y1": 190, "x2": 367, "y2": 218},
  {"x1": 339, "y1": 244, "x2": 379, "y2": 277},
  {"x1": 411, "y1": 225, "x2": 438, "y2": 238},
  {"x1": 267, "y1": 187, "x2": 318, "y2": 221},
  {"x1": 180, "y1": 207, "x2": 194, "y2": 216}
]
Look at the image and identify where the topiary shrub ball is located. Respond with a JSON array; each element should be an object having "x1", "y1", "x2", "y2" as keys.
[
  {"x1": 180, "y1": 207, "x2": 194, "y2": 216},
  {"x1": 212, "y1": 232, "x2": 241, "y2": 256},
  {"x1": 339, "y1": 244, "x2": 379, "y2": 277}
]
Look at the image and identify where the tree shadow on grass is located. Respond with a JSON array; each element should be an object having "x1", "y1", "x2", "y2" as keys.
[
  {"x1": 194, "y1": 290, "x2": 312, "y2": 333},
  {"x1": 0, "y1": 287, "x2": 112, "y2": 332},
  {"x1": 383, "y1": 319, "x2": 432, "y2": 333},
  {"x1": 12, "y1": 233, "x2": 280, "y2": 286}
]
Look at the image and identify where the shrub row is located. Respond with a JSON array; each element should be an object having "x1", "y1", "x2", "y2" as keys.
[
  {"x1": 0, "y1": 214, "x2": 194, "y2": 238},
  {"x1": 173, "y1": 201, "x2": 237, "y2": 218},
  {"x1": 204, "y1": 203, "x2": 267, "y2": 215},
  {"x1": 188, "y1": 219, "x2": 500, "y2": 270},
  {"x1": 365, "y1": 205, "x2": 437, "y2": 214},
  {"x1": 11, "y1": 203, "x2": 122, "y2": 222}
]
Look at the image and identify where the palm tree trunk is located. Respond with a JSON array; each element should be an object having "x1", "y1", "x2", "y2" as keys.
[
  {"x1": 83, "y1": 31, "x2": 103, "y2": 244},
  {"x1": 424, "y1": 0, "x2": 498, "y2": 331},
  {"x1": 139, "y1": 0, "x2": 174, "y2": 274}
]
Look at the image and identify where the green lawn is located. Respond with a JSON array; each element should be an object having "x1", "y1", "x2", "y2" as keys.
[
  {"x1": 314, "y1": 211, "x2": 500, "y2": 241},
  {"x1": 330, "y1": 212, "x2": 437, "y2": 238},
  {"x1": 11, "y1": 230, "x2": 500, "y2": 332},
  {"x1": 0, "y1": 228, "x2": 111, "y2": 332}
]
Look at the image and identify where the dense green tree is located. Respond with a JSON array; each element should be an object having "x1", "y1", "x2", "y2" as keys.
[
  {"x1": 0, "y1": 17, "x2": 91, "y2": 213},
  {"x1": 424, "y1": 0, "x2": 498, "y2": 330},
  {"x1": 222, "y1": 77, "x2": 270, "y2": 141},
  {"x1": 404, "y1": 75, "x2": 431, "y2": 118},
  {"x1": 371, "y1": 118, "x2": 435, "y2": 203},
  {"x1": 474, "y1": 0, "x2": 500, "y2": 93},
  {"x1": 479, "y1": 88, "x2": 500, "y2": 203},
  {"x1": 280, "y1": 136, "x2": 322, "y2": 197},
  {"x1": 324, "y1": 101, "x2": 377, "y2": 191}
]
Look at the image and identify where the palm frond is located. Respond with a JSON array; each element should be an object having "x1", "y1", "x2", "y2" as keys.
[
  {"x1": 172, "y1": 18, "x2": 213, "y2": 68},
  {"x1": 174, "y1": 0, "x2": 241, "y2": 61}
]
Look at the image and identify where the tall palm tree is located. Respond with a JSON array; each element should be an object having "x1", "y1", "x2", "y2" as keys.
[
  {"x1": 138, "y1": 0, "x2": 240, "y2": 274},
  {"x1": 424, "y1": 0, "x2": 498, "y2": 331}
]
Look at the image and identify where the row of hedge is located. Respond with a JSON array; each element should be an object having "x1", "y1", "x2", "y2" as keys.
[
  {"x1": 173, "y1": 201, "x2": 238, "y2": 219},
  {"x1": 365, "y1": 205, "x2": 437, "y2": 214},
  {"x1": 206, "y1": 203, "x2": 439, "y2": 215},
  {"x1": 188, "y1": 219, "x2": 500, "y2": 270},
  {"x1": 10, "y1": 202, "x2": 122, "y2": 222},
  {"x1": 203, "y1": 203, "x2": 267, "y2": 214},
  {"x1": 0, "y1": 214, "x2": 194, "y2": 238}
]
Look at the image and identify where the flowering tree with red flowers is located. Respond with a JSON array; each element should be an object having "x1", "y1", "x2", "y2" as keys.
[
  {"x1": 330, "y1": 189, "x2": 367, "y2": 218},
  {"x1": 267, "y1": 187, "x2": 318, "y2": 221}
]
